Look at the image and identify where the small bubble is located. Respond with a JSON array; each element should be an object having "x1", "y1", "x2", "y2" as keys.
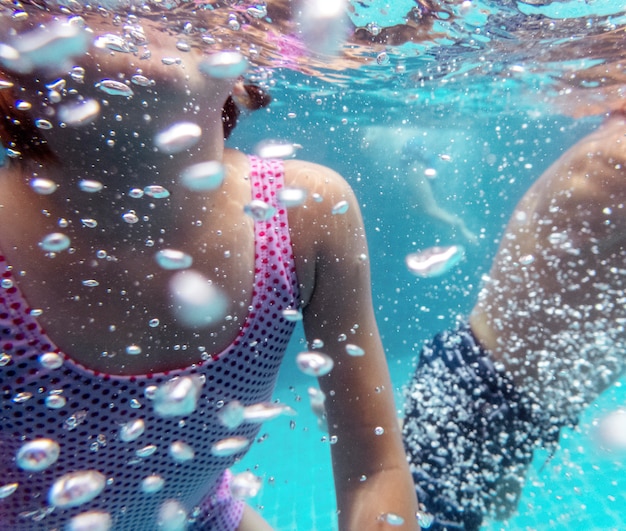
[
  {"x1": 0, "y1": 352, "x2": 11, "y2": 366},
  {"x1": 416, "y1": 510, "x2": 434, "y2": 528},
  {"x1": 254, "y1": 140, "x2": 298, "y2": 159},
  {"x1": 122, "y1": 211, "x2": 139, "y2": 224},
  {"x1": 125, "y1": 344, "x2": 142, "y2": 356},
  {"x1": 66, "y1": 510, "x2": 112, "y2": 531},
  {"x1": 81, "y1": 218, "x2": 98, "y2": 228},
  {"x1": 345, "y1": 344, "x2": 365, "y2": 356},
  {"x1": 217, "y1": 400, "x2": 245, "y2": 429},
  {"x1": 169, "y1": 441, "x2": 195, "y2": 462},
  {"x1": 277, "y1": 187, "x2": 307, "y2": 207},
  {"x1": 45, "y1": 393, "x2": 67, "y2": 409},
  {"x1": 157, "y1": 500, "x2": 187, "y2": 531},
  {"x1": 39, "y1": 232, "x2": 70, "y2": 252},
  {"x1": 35, "y1": 119, "x2": 53, "y2": 130},
  {"x1": 153, "y1": 375, "x2": 204, "y2": 417},
  {"x1": 374, "y1": 426, "x2": 384, "y2": 435},
  {"x1": 311, "y1": 338, "x2": 324, "y2": 349},
  {"x1": 130, "y1": 398, "x2": 142, "y2": 409},
  {"x1": 131, "y1": 74, "x2": 153, "y2": 86},
  {"x1": 210, "y1": 436, "x2": 250, "y2": 457},
  {"x1": 296, "y1": 351, "x2": 334, "y2": 377},
  {"x1": 96, "y1": 79, "x2": 133, "y2": 97},
  {"x1": 155, "y1": 249, "x2": 193, "y2": 270},
  {"x1": 199, "y1": 51, "x2": 248, "y2": 79},
  {"x1": 244, "y1": 199, "x2": 276, "y2": 222},
  {"x1": 12, "y1": 392, "x2": 33, "y2": 404},
  {"x1": 154, "y1": 122, "x2": 202, "y2": 154},
  {"x1": 282, "y1": 308, "x2": 303, "y2": 321},
  {"x1": 135, "y1": 444, "x2": 157, "y2": 458},
  {"x1": 331, "y1": 200, "x2": 349, "y2": 215},
  {"x1": 230, "y1": 471, "x2": 262, "y2": 499},
  {"x1": 406, "y1": 246, "x2": 465, "y2": 278},
  {"x1": 379, "y1": 512, "x2": 404, "y2": 526},
  {"x1": 141, "y1": 474, "x2": 165, "y2": 493},
  {"x1": 1, "y1": 278, "x2": 13, "y2": 289},
  {"x1": 149, "y1": 318, "x2": 160, "y2": 328},
  {"x1": 376, "y1": 52, "x2": 389, "y2": 65},
  {"x1": 0, "y1": 483, "x2": 18, "y2": 499},
  {"x1": 16, "y1": 438, "x2": 60, "y2": 471},
  {"x1": 128, "y1": 188, "x2": 144, "y2": 199},
  {"x1": 78, "y1": 179, "x2": 103, "y2": 193},
  {"x1": 144, "y1": 185, "x2": 170, "y2": 199},
  {"x1": 179, "y1": 161, "x2": 225, "y2": 191},
  {"x1": 82, "y1": 279, "x2": 99, "y2": 287},
  {"x1": 48, "y1": 470, "x2": 106, "y2": 508},
  {"x1": 119, "y1": 418, "x2": 145, "y2": 442},
  {"x1": 30, "y1": 178, "x2": 58, "y2": 195}
]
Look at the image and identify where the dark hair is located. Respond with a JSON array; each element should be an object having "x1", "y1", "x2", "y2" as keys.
[{"x1": 221, "y1": 84, "x2": 272, "y2": 140}]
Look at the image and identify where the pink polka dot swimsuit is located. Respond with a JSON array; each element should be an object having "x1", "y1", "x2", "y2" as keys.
[{"x1": 0, "y1": 156, "x2": 299, "y2": 530}]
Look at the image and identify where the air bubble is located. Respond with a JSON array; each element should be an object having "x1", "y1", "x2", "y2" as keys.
[
  {"x1": 48, "y1": 470, "x2": 106, "y2": 509},
  {"x1": 230, "y1": 471, "x2": 262, "y2": 499},
  {"x1": 416, "y1": 510, "x2": 434, "y2": 528},
  {"x1": 144, "y1": 185, "x2": 170, "y2": 199},
  {"x1": 153, "y1": 375, "x2": 205, "y2": 417},
  {"x1": 96, "y1": 79, "x2": 133, "y2": 97},
  {"x1": 210, "y1": 436, "x2": 250, "y2": 457},
  {"x1": 179, "y1": 161, "x2": 225, "y2": 191},
  {"x1": 157, "y1": 500, "x2": 187, "y2": 531},
  {"x1": 30, "y1": 177, "x2": 58, "y2": 195},
  {"x1": 16, "y1": 438, "x2": 60, "y2": 471},
  {"x1": 66, "y1": 510, "x2": 112, "y2": 531},
  {"x1": 154, "y1": 122, "x2": 202, "y2": 154},
  {"x1": 45, "y1": 393, "x2": 67, "y2": 409},
  {"x1": 254, "y1": 140, "x2": 298, "y2": 159},
  {"x1": 169, "y1": 270, "x2": 228, "y2": 328},
  {"x1": 124, "y1": 344, "x2": 141, "y2": 356},
  {"x1": 217, "y1": 400, "x2": 245, "y2": 429},
  {"x1": 0, "y1": 483, "x2": 18, "y2": 499},
  {"x1": 1, "y1": 279, "x2": 13, "y2": 289},
  {"x1": 149, "y1": 318, "x2": 160, "y2": 328},
  {"x1": 135, "y1": 444, "x2": 157, "y2": 458},
  {"x1": 331, "y1": 200, "x2": 349, "y2": 215},
  {"x1": 199, "y1": 51, "x2": 248, "y2": 79},
  {"x1": 379, "y1": 512, "x2": 404, "y2": 526},
  {"x1": 155, "y1": 249, "x2": 193, "y2": 270},
  {"x1": 277, "y1": 187, "x2": 307, "y2": 207},
  {"x1": 35, "y1": 119, "x2": 53, "y2": 130},
  {"x1": 296, "y1": 351, "x2": 334, "y2": 377},
  {"x1": 120, "y1": 418, "x2": 145, "y2": 442},
  {"x1": 0, "y1": 353, "x2": 11, "y2": 366},
  {"x1": 169, "y1": 441, "x2": 195, "y2": 462},
  {"x1": 78, "y1": 179, "x2": 103, "y2": 193},
  {"x1": 82, "y1": 279, "x2": 99, "y2": 287},
  {"x1": 141, "y1": 474, "x2": 165, "y2": 493},
  {"x1": 345, "y1": 344, "x2": 365, "y2": 356},
  {"x1": 405, "y1": 245, "x2": 465, "y2": 277},
  {"x1": 59, "y1": 99, "x2": 100, "y2": 127},
  {"x1": 122, "y1": 211, "x2": 139, "y2": 224},
  {"x1": 374, "y1": 426, "x2": 384, "y2": 435},
  {"x1": 81, "y1": 219, "x2": 98, "y2": 228},
  {"x1": 131, "y1": 74, "x2": 153, "y2": 86},
  {"x1": 39, "y1": 233, "x2": 70, "y2": 252},
  {"x1": 282, "y1": 308, "x2": 302, "y2": 321},
  {"x1": 244, "y1": 199, "x2": 276, "y2": 221},
  {"x1": 243, "y1": 402, "x2": 295, "y2": 423}
]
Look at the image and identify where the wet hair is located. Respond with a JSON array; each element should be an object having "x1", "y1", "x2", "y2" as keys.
[{"x1": 222, "y1": 84, "x2": 272, "y2": 140}]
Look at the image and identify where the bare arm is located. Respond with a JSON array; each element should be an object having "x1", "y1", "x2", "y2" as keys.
[{"x1": 287, "y1": 161, "x2": 420, "y2": 530}]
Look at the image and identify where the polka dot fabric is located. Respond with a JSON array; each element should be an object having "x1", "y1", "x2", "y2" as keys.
[{"x1": 0, "y1": 156, "x2": 300, "y2": 530}]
